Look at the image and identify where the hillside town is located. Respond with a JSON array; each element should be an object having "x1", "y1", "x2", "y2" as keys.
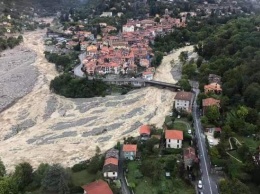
[{"x1": 0, "y1": 0, "x2": 260, "y2": 194}]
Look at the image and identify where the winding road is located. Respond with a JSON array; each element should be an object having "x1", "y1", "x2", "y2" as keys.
[
  {"x1": 192, "y1": 85, "x2": 219, "y2": 194},
  {"x1": 73, "y1": 52, "x2": 85, "y2": 77}
]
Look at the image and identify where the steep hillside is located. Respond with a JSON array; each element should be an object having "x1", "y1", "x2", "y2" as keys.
[{"x1": 0, "y1": 0, "x2": 87, "y2": 16}]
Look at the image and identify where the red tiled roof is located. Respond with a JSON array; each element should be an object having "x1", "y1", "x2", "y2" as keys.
[
  {"x1": 204, "y1": 83, "x2": 222, "y2": 91},
  {"x1": 81, "y1": 180, "x2": 113, "y2": 194},
  {"x1": 104, "y1": 157, "x2": 118, "y2": 166},
  {"x1": 165, "y1": 130, "x2": 183, "y2": 140},
  {"x1": 139, "y1": 125, "x2": 151, "y2": 135},
  {"x1": 202, "y1": 98, "x2": 220, "y2": 107},
  {"x1": 175, "y1": 91, "x2": 193, "y2": 101},
  {"x1": 123, "y1": 144, "x2": 137, "y2": 152}
]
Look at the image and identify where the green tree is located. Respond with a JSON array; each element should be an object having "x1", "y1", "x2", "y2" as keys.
[
  {"x1": 205, "y1": 105, "x2": 220, "y2": 123},
  {"x1": 41, "y1": 164, "x2": 70, "y2": 194},
  {"x1": 219, "y1": 179, "x2": 250, "y2": 194},
  {"x1": 0, "y1": 177, "x2": 18, "y2": 194},
  {"x1": 88, "y1": 155, "x2": 104, "y2": 174},
  {"x1": 13, "y1": 162, "x2": 33, "y2": 191},
  {"x1": 178, "y1": 78, "x2": 191, "y2": 91},
  {"x1": 0, "y1": 159, "x2": 5, "y2": 177},
  {"x1": 30, "y1": 163, "x2": 50, "y2": 189}
]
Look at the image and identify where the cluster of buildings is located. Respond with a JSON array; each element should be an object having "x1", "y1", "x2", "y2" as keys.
[
  {"x1": 81, "y1": 12, "x2": 186, "y2": 78},
  {"x1": 202, "y1": 74, "x2": 222, "y2": 115}
]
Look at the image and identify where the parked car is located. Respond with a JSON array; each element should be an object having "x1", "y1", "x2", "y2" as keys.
[
  {"x1": 198, "y1": 180, "x2": 203, "y2": 189},
  {"x1": 209, "y1": 139, "x2": 214, "y2": 146}
]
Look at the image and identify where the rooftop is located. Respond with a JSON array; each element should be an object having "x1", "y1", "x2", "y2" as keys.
[
  {"x1": 81, "y1": 180, "x2": 113, "y2": 194},
  {"x1": 104, "y1": 157, "x2": 118, "y2": 166},
  {"x1": 165, "y1": 130, "x2": 183, "y2": 140},
  {"x1": 123, "y1": 144, "x2": 137, "y2": 152},
  {"x1": 139, "y1": 125, "x2": 151, "y2": 135},
  {"x1": 202, "y1": 98, "x2": 220, "y2": 107},
  {"x1": 175, "y1": 91, "x2": 193, "y2": 102}
]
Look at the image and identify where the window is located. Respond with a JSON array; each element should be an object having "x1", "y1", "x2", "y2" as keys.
[
  {"x1": 177, "y1": 140, "x2": 179, "y2": 143},
  {"x1": 168, "y1": 144, "x2": 170, "y2": 148},
  {"x1": 113, "y1": 172, "x2": 115, "y2": 175},
  {"x1": 168, "y1": 139, "x2": 170, "y2": 142},
  {"x1": 177, "y1": 145, "x2": 179, "y2": 148}
]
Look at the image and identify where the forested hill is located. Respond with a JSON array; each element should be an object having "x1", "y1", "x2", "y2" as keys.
[
  {"x1": 196, "y1": 16, "x2": 260, "y2": 112},
  {"x1": 0, "y1": 0, "x2": 88, "y2": 16}
]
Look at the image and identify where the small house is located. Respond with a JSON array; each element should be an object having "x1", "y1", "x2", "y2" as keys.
[
  {"x1": 202, "y1": 98, "x2": 220, "y2": 115},
  {"x1": 139, "y1": 125, "x2": 151, "y2": 140},
  {"x1": 174, "y1": 91, "x2": 193, "y2": 112},
  {"x1": 183, "y1": 147, "x2": 197, "y2": 170},
  {"x1": 81, "y1": 179, "x2": 113, "y2": 194},
  {"x1": 103, "y1": 158, "x2": 118, "y2": 179},
  {"x1": 204, "y1": 83, "x2": 222, "y2": 94},
  {"x1": 123, "y1": 144, "x2": 137, "y2": 160},
  {"x1": 165, "y1": 130, "x2": 183, "y2": 149}
]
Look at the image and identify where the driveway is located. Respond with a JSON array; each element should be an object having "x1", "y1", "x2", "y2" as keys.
[
  {"x1": 119, "y1": 146, "x2": 131, "y2": 194},
  {"x1": 192, "y1": 86, "x2": 219, "y2": 194}
]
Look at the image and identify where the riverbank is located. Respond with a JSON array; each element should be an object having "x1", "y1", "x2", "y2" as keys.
[{"x1": 0, "y1": 26, "x2": 193, "y2": 171}]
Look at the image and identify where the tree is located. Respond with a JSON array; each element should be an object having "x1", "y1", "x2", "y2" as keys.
[
  {"x1": 88, "y1": 155, "x2": 104, "y2": 174},
  {"x1": 182, "y1": 63, "x2": 197, "y2": 79},
  {"x1": 237, "y1": 144, "x2": 250, "y2": 162},
  {"x1": 41, "y1": 164, "x2": 70, "y2": 194},
  {"x1": 30, "y1": 163, "x2": 50, "y2": 189},
  {"x1": 140, "y1": 160, "x2": 162, "y2": 183},
  {"x1": 219, "y1": 179, "x2": 250, "y2": 194},
  {"x1": 179, "y1": 51, "x2": 188, "y2": 62},
  {"x1": 13, "y1": 162, "x2": 33, "y2": 191},
  {"x1": 178, "y1": 78, "x2": 191, "y2": 91},
  {"x1": 205, "y1": 105, "x2": 220, "y2": 123},
  {"x1": 0, "y1": 177, "x2": 18, "y2": 194},
  {"x1": 0, "y1": 159, "x2": 5, "y2": 177},
  {"x1": 201, "y1": 116, "x2": 209, "y2": 126}
]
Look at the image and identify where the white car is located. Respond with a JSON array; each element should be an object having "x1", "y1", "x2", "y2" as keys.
[
  {"x1": 198, "y1": 180, "x2": 203, "y2": 189},
  {"x1": 209, "y1": 139, "x2": 214, "y2": 146},
  {"x1": 188, "y1": 129, "x2": 192, "y2": 134}
]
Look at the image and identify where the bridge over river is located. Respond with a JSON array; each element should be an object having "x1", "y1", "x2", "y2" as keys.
[{"x1": 102, "y1": 78, "x2": 182, "y2": 91}]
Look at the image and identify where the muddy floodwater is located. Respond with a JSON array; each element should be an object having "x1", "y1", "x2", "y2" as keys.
[{"x1": 0, "y1": 19, "x2": 195, "y2": 171}]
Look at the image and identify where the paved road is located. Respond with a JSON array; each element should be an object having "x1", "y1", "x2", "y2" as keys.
[
  {"x1": 119, "y1": 146, "x2": 131, "y2": 194},
  {"x1": 73, "y1": 52, "x2": 85, "y2": 77},
  {"x1": 192, "y1": 86, "x2": 219, "y2": 194}
]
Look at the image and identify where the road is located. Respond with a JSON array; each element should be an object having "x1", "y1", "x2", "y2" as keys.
[
  {"x1": 192, "y1": 86, "x2": 219, "y2": 194},
  {"x1": 118, "y1": 146, "x2": 131, "y2": 194},
  {"x1": 73, "y1": 52, "x2": 85, "y2": 77}
]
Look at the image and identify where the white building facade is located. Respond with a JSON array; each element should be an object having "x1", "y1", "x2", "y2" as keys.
[
  {"x1": 122, "y1": 25, "x2": 135, "y2": 32},
  {"x1": 166, "y1": 138, "x2": 182, "y2": 148}
]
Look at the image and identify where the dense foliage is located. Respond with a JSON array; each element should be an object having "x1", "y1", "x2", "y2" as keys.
[
  {"x1": 44, "y1": 51, "x2": 79, "y2": 72},
  {"x1": 50, "y1": 74, "x2": 109, "y2": 98},
  {"x1": 0, "y1": 35, "x2": 23, "y2": 52},
  {"x1": 192, "y1": 16, "x2": 260, "y2": 194}
]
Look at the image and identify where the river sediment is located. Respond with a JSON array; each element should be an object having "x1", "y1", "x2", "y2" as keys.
[{"x1": 0, "y1": 24, "x2": 196, "y2": 171}]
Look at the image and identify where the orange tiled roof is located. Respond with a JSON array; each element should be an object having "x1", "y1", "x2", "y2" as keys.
[
  {"x1": 104, "y1": 157, "x2": 118, "y2": 166},
  {"x1": 139, "y1": 125, "x2": 151, "y2": 135},
  {"x1": 202, "y1": 98, "x2": 220, "y2": 107},
  {"x1": 82, "y1": 180, "x2": 113, "y2": 194},
  {"x1": 165, "y1": 130, "x2": 183, "y2": 140},
  {"x1": 204, "y1": 83, "x2": 222, "y2": 91},
  {"x1": 123, "y1": 144, "x2": 137, "y2": 152}
]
